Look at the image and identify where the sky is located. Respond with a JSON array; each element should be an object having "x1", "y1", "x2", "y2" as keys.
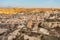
[{"x1": 0, "y1": 0, "x2": 60, "y2": 8}]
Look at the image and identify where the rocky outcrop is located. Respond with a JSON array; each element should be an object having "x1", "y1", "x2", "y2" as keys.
[{"x1": 0, "y1": 11, "x2": 60, "y2": 40}]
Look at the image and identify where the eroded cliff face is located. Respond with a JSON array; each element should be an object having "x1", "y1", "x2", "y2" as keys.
[{"x1": 0, "y1": 10, "x2": 60, "y2": 40}]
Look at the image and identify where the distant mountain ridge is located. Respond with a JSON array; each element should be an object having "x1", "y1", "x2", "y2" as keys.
[{"x1": 0, "y1": 8, "x2": 60, "y2": 14}]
